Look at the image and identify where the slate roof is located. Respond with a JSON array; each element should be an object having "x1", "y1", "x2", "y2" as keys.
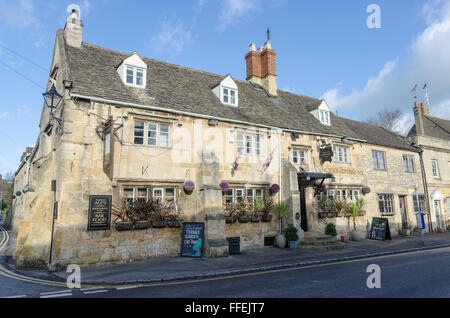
[
  {"x1": 61, "y1": 31, "x2": 361, "y2": 141},
  {"x1": 407, "y1": 115, "x2": 450, "y2": 140},
  {"x1": 339, "y1": 117, "x2": 419, "y2": 152}
]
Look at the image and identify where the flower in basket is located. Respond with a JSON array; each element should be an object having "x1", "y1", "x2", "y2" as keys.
[
  {"x1": 219, "y1": 181, "x2": 229, "y2": 192},
  {"x1": 362, "y1": 186, "x2": 371, "y2": 195},
  {"x1": 183, "y1": 180, "x2": 195, "y2": 194},
  {"x1": 319, "y1": 184, "x2": 327, "y2": 193},
  {"x1": 270, "y1": 184, "x2": 280, "y2": 194}
]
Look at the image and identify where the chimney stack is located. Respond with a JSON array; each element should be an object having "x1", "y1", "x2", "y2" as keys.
[
  {"x1": 64, "y1": 9, "x2": 83, "y2": 48},
  {"x1": 413, "y1": 101, "x2": 428, "y2": 135},
  {"x1": 245, "y1": 41, "x2": 277, "y2": 97}
]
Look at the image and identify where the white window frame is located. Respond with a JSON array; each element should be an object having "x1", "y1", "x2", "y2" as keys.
[
  {"x1": 293, "y1": 149, "x2": 307, "y2": 165},
  {"x1": 333, "y1": 145, "x2": 350, "y2": 164},
  {"x1": 432, "y1": 159, "x2": 440, "y2": 178},
  {"x1": 125, "y1": 65, "x2": 146, "y2": 88},
  {"x1": 222, "y1": 87, "x2": 238, "y2": 106},
  {"x1": 319, "y1": 110, "x2": 330, "y2": 125},
  {"x1": 134, "y1": 121, "x2": 145, "y2": 145},
  {"x1": 134, "y1": 120, "x2": 171, "y2": 148},
  {"x1": 237, "y1": 132, "x2": 262, "y2": 157},
  {"x1": 372, "y1": 151, "x2": 387, "y2": 171},
  {"x1": 403, "y1": 155, "x2": 416, "y2": 173},
  {"x1": 378, "y1": 194, "x2": 395, "y2": 215}
]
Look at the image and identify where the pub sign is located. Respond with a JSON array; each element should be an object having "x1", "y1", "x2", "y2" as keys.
[{"x1": 88, "y1": 195, "x2": 112, "y2": 231}]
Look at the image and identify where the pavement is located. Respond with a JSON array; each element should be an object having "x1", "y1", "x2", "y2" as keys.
[{"x1": 3, "y1": 231, "x2": 448, "y2": 286}]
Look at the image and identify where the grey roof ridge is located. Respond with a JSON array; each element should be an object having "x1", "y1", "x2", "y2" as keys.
[
  {"x1": 377, "y1": 125, "x2": 419, "y2": 152},
  {"x1": 424, "y1": 115, "x2": 450, "y2": 136}
]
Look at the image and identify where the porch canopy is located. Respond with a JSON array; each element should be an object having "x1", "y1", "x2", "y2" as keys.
[{"x1": 297, "y1": 172, "x2": 333, "y2": 192}]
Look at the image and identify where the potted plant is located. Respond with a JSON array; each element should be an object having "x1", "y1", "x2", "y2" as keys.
[
  {"x1": 261, "y1": 198, "x2": 274, "y2": 222},
  {"x1": 348, "y1": 201, "x2": 363, "y2": 241},
  {"x1": 270, "y1": 184, "x2": 280, "y2": 195},
  {"x1": 275, "y1": 202, "x2": 289, "y2": 248},
  {"x1": 167, "y1": 213, "x2": 183, "y2": 228},
  {"x1": 251, "y1": 197, "x2": 263, "y2": 223},
  {"x1": 152, "y1": 202, "x2": 168, "y2": 228},
  {"x1": 112, "y1": 200, "x2": 134, "y2": 231},
  {"x1": 131, "y1": 200, "x2": 153, "y2": 230},
  {"x1": 224, "y1": 204, "x2": 239, "y2": 224},
  {"x1": 183, "y1": 181, "x2": 195, "y2": 195},
  {"x1": 219, "y1": 181, "x2": 229, "y2": 193},
  {"x1": 325, "y1": 223, "x2": 338, "y2": 239},
  {"x1": 237, "y1": 202, "x2": 249, "y2": 223},
  {"x1": 285, "y1": 224, "x2": 299, "y2": 249},
  {"x1": 362, "y1": 186, "x2": 371, "y2": 196}
]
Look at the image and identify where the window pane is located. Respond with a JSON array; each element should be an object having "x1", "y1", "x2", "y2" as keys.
[
  {"x1": 293, "y1": 150, "x2": 298, "y2": 164},
  {"x1": 246, "y1": 135, "x2": 253, "y2": 154},
  {"x1": 236, "y1": 189, "x2": 244, "y2": 203},
  {"x1": 165, "y1": 188, "x2": 176, "y2": 206},
  {"x1": 153, "y1": 189, "x2": 163, "y2": 202},
  {"x1": 124, "y1": 188, "x2": 134, "y2": 204},
  {"x1": 146, "y1": 122, "x2": 157, "y2": 146},
  {"x1": 126, "y1": 67, "x2": 134, "y2": 84},
  {"x1": 256, "y1": 135, "x2": 261, "y2": 155},
  {"x1": 136, "y1": 68, "x2": 144, "y2": 86},
  {"x1": 230, "y1": 90, "x2": 236, "y2": 105},
  {"x1": 237, "y1": 133, "x2": 244, "y2": 156},
  {"x1": 223, "y1": 88, "x2": 229, "y2": 103},
  {"x1": 160, "y1": 124, "x2": 170, "y2": 147},
  {"x1": 134, "y1": 121, "x2": 144, "y2": 145}
]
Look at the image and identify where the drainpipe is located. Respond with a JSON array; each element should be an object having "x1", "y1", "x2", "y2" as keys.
[{"x1": 278, "y1": 128, "x2": 282, "y2": 233}]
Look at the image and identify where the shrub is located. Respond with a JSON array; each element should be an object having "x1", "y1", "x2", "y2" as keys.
[
  {"x1": 325, "y1": 223, "x2": 337, "y2": 237},
  {"x1": 285, "y1": 224, "x2": 299, "y2": 242}
]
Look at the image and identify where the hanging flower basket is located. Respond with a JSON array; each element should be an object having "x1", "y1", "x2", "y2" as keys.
[
  {"x1": 220, "y1": 182, "x2": 229, "y2": 193},
  {"x1": 15, "y1": 191, "x2": 22, "y2": 197},
  {"x1": 270, "y1": 184, "x2": 280, "y2": 195},
  {"x1": 319, "y1": 184, "x2": 327, "y2": 193},
  {"x1": 183, "y1": 181, "x2": 195, "y2": 195},
  {"x1": 362, "y1": 187, "x2": 371, "y2": 195},
  {"x1": 11, "y1": 195, "x2": 16, "y2": 200}
]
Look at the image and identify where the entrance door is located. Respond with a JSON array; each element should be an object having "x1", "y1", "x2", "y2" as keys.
[
  {"x1": 300, "y1": 186, "x2": 308, "y2": 232},
  {"x1": 434, "y1": 200, "x2": 445, "y2": 230},
  {"x1": 399, "y1": 196, "x2": 408, "y2": 229}
]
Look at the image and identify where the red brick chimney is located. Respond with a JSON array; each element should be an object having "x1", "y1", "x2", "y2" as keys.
[
  {"x1": 413, "y1": 101, "x2": 428, "y2": 135},
  {"x1": 245, "y1": 42, "x2": 277, "y2": 97}
]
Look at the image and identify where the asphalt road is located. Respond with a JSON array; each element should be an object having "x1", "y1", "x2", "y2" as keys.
[{"x1": 2, "y1": 247, "x2": 450, "y2": 298}]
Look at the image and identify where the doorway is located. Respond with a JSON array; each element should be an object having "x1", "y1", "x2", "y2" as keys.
[
  {"x1": 300, "y1": 186, "x2": 308, "y2": 232},
  {"x1": 399, "y1": 196, "x2": 408, "y2": 229},
  {"x1": 434, "y1": 200, "x2": 446, "y2": 231}
]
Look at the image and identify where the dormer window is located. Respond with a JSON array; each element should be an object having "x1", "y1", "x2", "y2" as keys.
[
  {"x1": 223, "y1": 87, "x2": 237, "y2": 106},
  {"x1": 126, "y1": 66, "x2": 145, "y2": 87},
  {"x1": 319, "y1": 110, "x2": 330, "y2": 125},
  {"x1": 212, "y1": 75, "x2": 239, "y2": 107},
  {"x1": 309, "y1": 100, "x2": 332, "y2": 126},
  {"x1": 117, "y1": 53, "x2": 147, "y2": 89}
]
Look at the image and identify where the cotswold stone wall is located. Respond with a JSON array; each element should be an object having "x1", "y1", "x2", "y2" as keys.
[
  {"x1": 54, "y1": 225, "x2": 182, "y2": 268},
  {"x1": 225, "y1": 222, "x2": 278, "y2": 250}
]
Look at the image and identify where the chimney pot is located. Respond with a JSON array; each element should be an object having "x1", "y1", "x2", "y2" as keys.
[
  {"x1": 64, "y1": 9, "x2": 83, "y2": 48},
  {"x1": 249, "y1": 43, "x2": 256, "y2": 52},
  {"x1": 245, "y1": 40, "x2": 277, "y2": 97}
]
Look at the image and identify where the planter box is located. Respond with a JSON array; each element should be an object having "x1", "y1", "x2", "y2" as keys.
[
  {"x1": 134, "y1": 220, "x2": 152, "y2": 230},
  {"x1": 225, "y1": 216, "x2": 238, "y2": 224},
  {"x1": 167, "y1": 220, "x2": 182, "y2": 228},
  {"x1": 115, "y1": 222, "x2": 134, "y2": 231},
  {"x1": 250, "y1": 215, "x2": 261, "y2": 223},
  {"x1": 261, "y1": 214, "x2": 273, "y2": 223},
  {"x1": 152, "y1": 220, "x2": 168, "y2": 228},
  {"x1": 238, "y1": 216, "x2": 249, "y2": 223},
  {"x1": 288, "y1": 241, "x2": 298, "y2": 249}
]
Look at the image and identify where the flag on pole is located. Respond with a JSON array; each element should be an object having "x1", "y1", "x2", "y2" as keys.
[
  {"x1": 423, "y1": 83, "x2": 431, "y2": 110},
  {"x1": 260, "y1": 150, "x2": 274, "y2": 174},
  {"x1": 411, "y1": 84, "x2": 417, "y2": 92},
  {"x1": 232, "y1": 156, "x2": 240, "y2": 171}
]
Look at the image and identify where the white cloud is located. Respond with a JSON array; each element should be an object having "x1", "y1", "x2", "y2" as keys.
[
  {"x1": 219, "y1": 0, "x2": 258, "y2": 29},
  {"x1": 150, "y1": 18, "x2": 192, "y2": 56},
  {"x1": 322, "y1": 0, "x2": 450, "y2": 132},
  {"x1": 0, "y1": 0, "x2": 38, "y2": 29},
  {"x1": 0, "y1": 112, "x2": 8, "y2": 120}
]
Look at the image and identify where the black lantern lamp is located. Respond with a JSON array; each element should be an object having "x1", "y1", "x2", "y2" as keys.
[{"x1": 42, "y1": 84, "x2": 63, "y2": 118}]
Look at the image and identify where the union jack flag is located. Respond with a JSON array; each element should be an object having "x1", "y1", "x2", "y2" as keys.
[
  {"x1": 260, "y1": 151, "x2": 274, "y2": 174},
  {"x1": 233, "y1": 156, "x2": 240, "y2": 171}
]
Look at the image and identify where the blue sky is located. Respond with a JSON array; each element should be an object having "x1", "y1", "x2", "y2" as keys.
[{"x1": 0, "y1": 0, "x2": 449, "y2": 175}]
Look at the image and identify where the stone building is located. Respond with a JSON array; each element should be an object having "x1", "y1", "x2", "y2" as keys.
[
  {"x1": 10, "y1": 12, "x2": 428, "y2": 269},
  {"x1": 407, "y1": 102, "x2": 450, "y2": 232}
]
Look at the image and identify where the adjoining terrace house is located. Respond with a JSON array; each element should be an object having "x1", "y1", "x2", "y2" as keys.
[
  {"x1": 407, "y1": 102, "x2": 450, "y2": 232},
  {"x1": 10, "y1": 11, "x2": 426, "y2": 269}
]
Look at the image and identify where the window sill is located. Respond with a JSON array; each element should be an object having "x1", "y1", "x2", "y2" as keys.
[{"x1": 380, "y1": 213, "x2": 395, "y2": 216}]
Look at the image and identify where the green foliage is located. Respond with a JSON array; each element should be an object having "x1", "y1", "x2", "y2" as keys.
[
  {"x1": 285, "y1": 224, "x2": 299, "y2": 242},
  {"x1": 1, "y1": 199, "x2": 6, "y2": 211},
  {"x1": 325, "y1": 223, "x2": 337, "y2": 237},
  {"x1": 277, "y1": 202, "x2": 289, "y2": 218}
]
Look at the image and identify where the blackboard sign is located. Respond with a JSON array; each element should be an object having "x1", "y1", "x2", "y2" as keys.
[
  {"x1": 369, "y1": 218, "x2": 392, "y2": 241},
  {"x1": 181, "y1": 223, "x2": 204, "y2": 258},
  {"x1": 88, "y1": 195, "x2": 112, "y2": 231}
]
